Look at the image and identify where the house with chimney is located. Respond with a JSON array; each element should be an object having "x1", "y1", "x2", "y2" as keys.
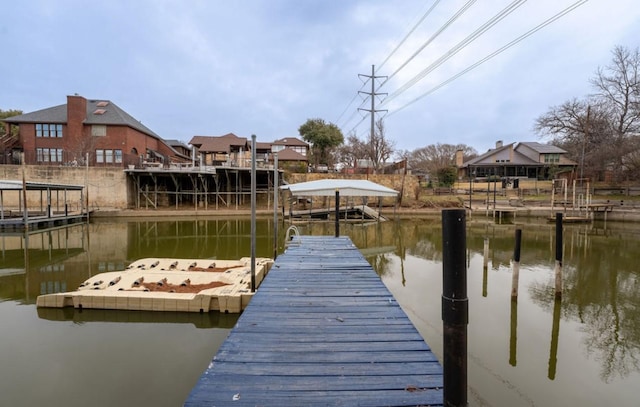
[
  {"x1": 1, "y1": 95, "x2": 186, "y2": 167},
  {"x1": 457, "y1": 140, "x2": 577, "y2": 180}
]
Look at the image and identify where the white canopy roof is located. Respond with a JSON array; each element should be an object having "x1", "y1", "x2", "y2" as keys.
[{"x1": 281, "y1": 179, "x2": 399, "y2": 197}]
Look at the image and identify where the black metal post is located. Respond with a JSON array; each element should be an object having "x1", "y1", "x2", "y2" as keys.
[
  {"x1": 555, "y1": 212, "x2": 563, "y2": 299},
  {"x1": 334, "y1": 190, "x2": 340, "y2": 237},
  {"x1": 511, "y1": 229, "x2": 522, "y2": 300},
  {"x1": 514, "y1": 229, "x2": 522, "y2": 263},
  {"x1": 441, "y1": 209, "x2": 468, "y2": 407}
]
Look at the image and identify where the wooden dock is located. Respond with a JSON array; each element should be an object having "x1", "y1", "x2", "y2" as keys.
[
  {"x1": 288, "y1": 205, "x2": 386, "y2": 221},
  {"x1": 0, "y1": 211, "x2": 88, "y2": 231},
  {"x1": 185, "y1": 236, "x2": 443, "y2": 406}
]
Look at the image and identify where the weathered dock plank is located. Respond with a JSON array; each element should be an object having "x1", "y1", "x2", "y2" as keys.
[{"x1": 185, "y1": 236, "x2": 443, "y2": 406}]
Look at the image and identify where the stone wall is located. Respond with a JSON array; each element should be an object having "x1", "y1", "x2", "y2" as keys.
[{"x1": 0, "y1": 165, "x2": 127, "y2": 209}]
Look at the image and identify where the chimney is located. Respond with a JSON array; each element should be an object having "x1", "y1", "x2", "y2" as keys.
[
  {"x1": 66, "y1": 95, "x2": 87, "y2": 147},
  {"x1": 496, "y1": 140, "x2": 503, "y2": 149},
  {"x1": 455, "y1": 149, "x2": 464, "y2": 167}
]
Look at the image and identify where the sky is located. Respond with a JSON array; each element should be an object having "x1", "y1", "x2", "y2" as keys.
[{"x1": 2, "y1": 0, "x2": 639, "y2": 155}]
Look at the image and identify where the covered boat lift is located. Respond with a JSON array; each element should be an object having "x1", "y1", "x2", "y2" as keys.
[
  {"x1": 280, "y1": 179, "x2": 399, "y2": 222},
  {"x1": 0, "y1": 180, "x2": 87, "y2": 231}
]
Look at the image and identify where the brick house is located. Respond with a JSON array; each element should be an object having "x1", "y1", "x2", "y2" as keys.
[{"x1": 2, "y1": 95, "x2": 186, "y2": 167}]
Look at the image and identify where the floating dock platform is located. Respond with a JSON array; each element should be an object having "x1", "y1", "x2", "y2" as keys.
[
  {"x1": 36, "y1": 257, "x2": 273, "y2": 313},
  {"x1": 185, "y1": 235, "x2": 443, "y2": 406}
]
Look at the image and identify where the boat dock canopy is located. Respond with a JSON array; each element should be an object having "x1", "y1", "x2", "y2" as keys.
[
  {"x1": 0, "y1": 180, "x2": 85, "y2": 191},
  {"x1": 280, "y1": 179, "x2": 398, "y2": 197}
]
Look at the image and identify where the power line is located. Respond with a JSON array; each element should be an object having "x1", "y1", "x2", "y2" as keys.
[
  {"x1": 376, "y1": 0, "x2": 443, "y2": 73},
  {"x1": 335, "y1": 66, "x2": 379, "y2": 127},
  {"x1": 381, "y1": 0, "x2": 528, "y2": 106},
  {"x1": 380, "y1": 0, "x2": 476, "y2": 87},
  {"x1": 345, "y1": 113, "x2": 368, "y2": 136},
  {"x1": 335, "y1": 92, "x2": 360, "y2": 126},
  {"x1": 388, "y1": 0, "x2": 589, "y2": 117}
]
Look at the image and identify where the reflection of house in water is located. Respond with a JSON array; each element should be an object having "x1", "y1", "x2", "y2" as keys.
[{"x1": 0, "y1": 225, "x2": 89, "y2": 302}]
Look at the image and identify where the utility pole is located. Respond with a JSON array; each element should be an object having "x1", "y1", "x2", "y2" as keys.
[{"x1": 359, "y1": 65, "x2": 387, "y2": 172}]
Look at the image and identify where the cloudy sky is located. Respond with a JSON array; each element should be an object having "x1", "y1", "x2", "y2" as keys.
[{"x1": 2, "y1": 0, "x2": 639, "y2": 155}]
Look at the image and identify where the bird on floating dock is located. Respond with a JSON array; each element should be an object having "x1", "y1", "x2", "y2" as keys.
[{"x1": 132, "y1": 277, "x2": 144, "y2": 287}]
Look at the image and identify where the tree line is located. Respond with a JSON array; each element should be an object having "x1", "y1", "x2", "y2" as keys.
[
  {"x1": 300, "y1": 45, "x2": 640, "y2": 185},
  {"x1": 535, "y1": 45, "x2": 640, "y2": 183}
]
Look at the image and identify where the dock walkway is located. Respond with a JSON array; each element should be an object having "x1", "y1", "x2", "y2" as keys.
[{"x1": 185, "y1": 235, "x2": 443, "y2": 406}]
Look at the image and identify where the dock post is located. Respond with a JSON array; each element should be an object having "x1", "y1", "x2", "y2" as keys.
[
  {"x1": 334, "y1": 189, "x2": 340, "y2": 237},
  {"x1": 482, "y1": 237, "x2": 489, "y2": 297},
  {"x1": 511, "y1": 229, "x2": 522, "y2": 299},
  {"x1": 273, "y1": 153, "x2": 278, "y2": 260},
  {"x1": 441, "y1": 209, "x2": 468, "y2": 407},
  {"x1": 250, "y1": 135, "x2": 257, "y2": 292},
  {"x1": 554, "y1": 213, "x2": 563, "y2": 299}
]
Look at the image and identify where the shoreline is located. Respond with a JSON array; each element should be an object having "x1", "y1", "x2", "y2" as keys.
[{"x1": 89, "y1": 205, "x2": 640, "y2": 222}]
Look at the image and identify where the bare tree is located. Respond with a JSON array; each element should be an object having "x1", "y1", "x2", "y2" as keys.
[
  {"x1": 368, "y1": 119, "x2": 395, "y2": 172},
  {"x1": 409, "y1": 143, "x2": 476, "y2": 176},
  {"x1": 336, "y1": 132, "x2": 368, "y2": 169},
  {"x1": 536, "y1": 45, "x2": 640, "y2": 182}
]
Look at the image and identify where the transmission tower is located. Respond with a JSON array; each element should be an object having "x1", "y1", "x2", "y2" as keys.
[{"x1": 358, "y1": 65, "x2": 387, "y2": 150}]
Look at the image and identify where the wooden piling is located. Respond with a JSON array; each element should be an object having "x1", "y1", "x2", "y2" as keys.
[
  {"x1": 441, "y1": 209, "x2": 468, "y2": 407},
  {"x1": 511, "y1": 229, "x2": 522, "y2": 299},
  {"x1": 482, "y1": 237, "x2": 489, "y2": 297},
  {"x1": 555, "y1": 213, "x2": 563, "y2": 299}
]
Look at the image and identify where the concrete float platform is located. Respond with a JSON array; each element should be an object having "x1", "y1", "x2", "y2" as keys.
[{"x1": 36, "y1": 257, "x2": 273, "y2": 313}]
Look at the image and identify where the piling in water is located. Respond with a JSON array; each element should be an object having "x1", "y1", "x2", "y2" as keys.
[
  {"x1": 555, "y1": 213, "x2": 563, "y2": 299},
  {"x1": 511, "y1": 229, "x2": 522, "y2": 299},
  {"x1": 441, "y1": 209, "x2": 468, "y2": 407},
  {"x1": 334, "y1": 190, "x2": 340, "y2": 237}
]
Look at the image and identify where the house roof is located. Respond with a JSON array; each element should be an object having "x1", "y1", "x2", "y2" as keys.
[
  {"x1": 465, "y1": 142, "x2": 541, "y2": 167},
  {"x1": 281, "y1": 179, "x2": 398, "y2": 197},
  {"x1": 274, "y1": 147, "x2": 307, "y2": 161},
  {"x1": 517, "y1": 142, "x2": 566, "y2": 154},
  {"x1": 255, "y1": 142, "x2": 272, "y2": 151},
  {"x1": 3, "y1": 99, "x2": 162, "y2": 140},
  {"x1": 165, "y1": 139, "x2": 190, "y2": 149},
  {"x1": 189, "y1": 133, "x2": 248, "y2": 153},
  {"x1": 272, "y1": 137, "x2": 308, "y2": 147}
]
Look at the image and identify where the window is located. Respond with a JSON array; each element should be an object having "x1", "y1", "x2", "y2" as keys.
[
  {"x1": 95, "y1": 149, "x2": 122, "y2": 164},
  {"x1": 35, "y1": 123, "x2": 63, "y2": 138},
  {"x1": 544, "y1": 154, "x2": 560, "y2": 164},
  {"x1": 36, "y1": 148, "x2": 63, "y2": 163},
  {"x1": 91, "y1": 125, "x2": 107, "y2": 137}
]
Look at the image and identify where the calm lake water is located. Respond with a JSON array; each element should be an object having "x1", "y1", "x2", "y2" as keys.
[{"x1": 1, "y1": 216, "x2": 639, "y2": 406}]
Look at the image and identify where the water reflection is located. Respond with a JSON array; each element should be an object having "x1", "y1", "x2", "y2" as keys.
[
  {"x1": 1, "y1": 217, "x2": 640, "y2": 406},
  {"x1": 37, "y1": 307, "x2": 238, "y2": 328},
  {"x1": 298, "y1": 218, "x2": 640, "y2": 405}
]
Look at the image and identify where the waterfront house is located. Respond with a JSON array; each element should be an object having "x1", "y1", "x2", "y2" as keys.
[
  {"x1": 1, "y1": 95, "x2": 186, "y2": 167},
  {"x1": 457, "y1": 140, "x2": 577, "y2": 181}
]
